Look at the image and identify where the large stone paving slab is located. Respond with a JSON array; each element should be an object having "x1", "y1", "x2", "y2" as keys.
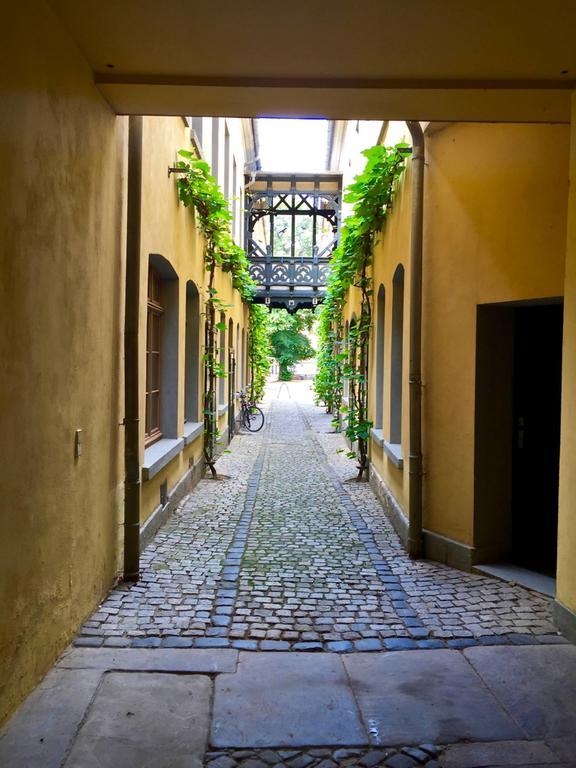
[
  {"x1": 0, "y1": 668, "x2": 102, "y2": 768},
  {"x1": 58, "y1": 647, "x2": 238, "y2": 673},
  {"x1": 441, "y1": 740, "x2": 559, "y2": 767},
  {"x1": 548, "y1": 735, "x2": 576, "y2": 762},
  {"x1": 211, "y1": 652, "x2": 367, "y2": 747},
  {"x1": 464, "y1": 645, "x2": 576, "y2": 739},
  {"x1": 343, "y1": 650, "x2": 523, "y2": 746},
  {"x1": 64, "y1": 672, "x2": 211, "y2": 768}
]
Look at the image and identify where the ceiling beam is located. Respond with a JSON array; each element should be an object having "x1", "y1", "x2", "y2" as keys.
[{"x1": 95, "y1": 80, "x2": 572, "y2": 123}]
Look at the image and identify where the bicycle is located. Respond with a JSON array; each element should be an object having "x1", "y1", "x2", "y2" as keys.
[{"x1": 238, "y1": 390, "x2": 265, "y2": 432}]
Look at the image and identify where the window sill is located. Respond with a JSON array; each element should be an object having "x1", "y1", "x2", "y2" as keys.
[
  {"x1": 183, "y1": 421, "x2": 203, "y2": 446},
  {"x1": 370, "y1": 427, "x2": 385, "y2": 447},
  {"x1": 218, "y1": 404, "x2": 228, "y2": 416},
  {"x1": 383, "y1": 440, "x2": 403, "y2": 470},
  {"x1": 142, "y1": 437, "x2": 184, "y2": 481}
]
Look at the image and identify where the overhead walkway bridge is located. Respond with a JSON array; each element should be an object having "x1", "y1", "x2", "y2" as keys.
[{"x1": 245, "y1": 172, "x2": 342, "y2": 311}]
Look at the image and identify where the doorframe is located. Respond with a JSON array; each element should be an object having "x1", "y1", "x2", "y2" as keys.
[{"x1": 473, "y1": 296, "x2": 563, "y2": 568}]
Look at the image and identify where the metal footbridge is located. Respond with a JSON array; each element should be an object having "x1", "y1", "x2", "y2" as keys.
[{"x1": 245, "y1": 172, "x2": 342, "y2": 311}]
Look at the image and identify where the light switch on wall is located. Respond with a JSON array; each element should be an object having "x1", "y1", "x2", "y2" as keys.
[{"x1": 75, "y1": 429, "x2": 83, "y2": 458}]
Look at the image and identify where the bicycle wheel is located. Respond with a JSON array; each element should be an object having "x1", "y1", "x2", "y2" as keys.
[{"x1": 243, "y1": 404, "x2": 264, "y2": 432}]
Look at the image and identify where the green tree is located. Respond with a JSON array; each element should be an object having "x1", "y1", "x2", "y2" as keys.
[
  {"x1": 270, "y1": 329, "x2": 314, "y2": 380},
  {"x1": 268, "y1": 307, "x2": 315, "y2": 334},
  {"x1": 268, "y1": 309, "x2": 315, "y2": 380}
]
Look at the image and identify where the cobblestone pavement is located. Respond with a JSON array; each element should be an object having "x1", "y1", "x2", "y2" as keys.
[
  {"x1": 205, "y1": 744, "x2": 444, "y2": 768},
  {"x1": 77, "y1": 382, "x2": 561, "y2": 650}
]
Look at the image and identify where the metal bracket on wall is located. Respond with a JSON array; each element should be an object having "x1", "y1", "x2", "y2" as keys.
[{"x1": 167, "y1": 166, "x2": 189, "y2": 177}]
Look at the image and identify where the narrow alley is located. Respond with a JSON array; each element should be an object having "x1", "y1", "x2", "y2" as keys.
[
  {"x1": 78, "y1": 382, "x2": 556, "y2": 652},
  {"x1": 6, "y1": 5, "x2": 576, "y2": 767}
]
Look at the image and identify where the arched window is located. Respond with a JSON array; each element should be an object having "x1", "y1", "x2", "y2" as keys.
[
  {"x1": 390, "y1": 264, "x2": 404, "y2": 446},
  {"x1": 375, "y1": 285, "x2": 386, "y2": 429},
  {"x1": 218, "y1": 311, "x2": 226, "y2": 404},
  {"x1": 185, "y1": 281, "x2": 200, "y2": 424},
  {"x1": 145, "y1": 255, "x2": 179, "y2": 444}
]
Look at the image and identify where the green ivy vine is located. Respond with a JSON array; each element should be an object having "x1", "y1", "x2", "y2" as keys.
[
  {"x1": 248, "y1": 303, "x2": 271, "y2": 404},
  {"x1": 315, "y1": 143, "x2": 408, "y2": 480},
  {"x1": 174, "y1": 150, "x2": 260, "y2": 477}
]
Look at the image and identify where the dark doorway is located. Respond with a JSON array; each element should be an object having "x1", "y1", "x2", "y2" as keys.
[
  {"x1": 511, "y1": 303, "x2": 563, "y2": 574},
  {"x1": 474, "y1": 300, "x2": 563, "y2": 576}
]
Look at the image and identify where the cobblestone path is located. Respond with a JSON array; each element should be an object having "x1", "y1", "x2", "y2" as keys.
[
  {"x1": 77, "y1": 383, "x2": 560, "y2": 651},
  {"x1": 205, "y1": 744, "x2": 444, "y2": 768}
]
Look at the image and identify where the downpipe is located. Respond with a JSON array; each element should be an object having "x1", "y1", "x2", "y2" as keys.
[
  {"x1": 406, "y1": 121, "x2": 425, "y2": 559},
  {"x1": 123, "y1": 116, "x2": 143, "y2": 581}
]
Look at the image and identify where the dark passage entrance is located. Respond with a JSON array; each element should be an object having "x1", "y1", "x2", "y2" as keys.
[
  {"x1": 511, "y1": 303, "x2": 563, "y2": 574},
  {"x1": 474, "y1": 300, "x2": 563, "y2": 575}
]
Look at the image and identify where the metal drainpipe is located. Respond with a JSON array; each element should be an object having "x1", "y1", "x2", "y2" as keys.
[
  {"x1": 406, "y1": 121, "x2": 425, "y2": 559},
  {"x1": 123, "y1": 116, "x2": 143, "y2": 581}
]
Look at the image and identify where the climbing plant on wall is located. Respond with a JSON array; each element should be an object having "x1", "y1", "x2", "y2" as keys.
[
  {"x1": 314, "y1": 301, "x2": 345, "y2": 415},
  {"x1": 248, "y1": 303, "x2": 271, "y2": 404},
  {"x1": 315, "y1": 143, "x2": 408, "y2": 480},
  {"x1": 174, "y1": 150, "x2": 259, "y2": 477}
]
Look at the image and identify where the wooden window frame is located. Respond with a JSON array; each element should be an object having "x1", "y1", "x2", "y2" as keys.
[{"x1": 145, "y1": 267, "x2": 163, "y2": 446}]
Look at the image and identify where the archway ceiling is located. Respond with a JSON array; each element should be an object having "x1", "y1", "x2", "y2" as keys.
[{"x1": 48, "y1": 0, "x2": 576, "y2": 122}]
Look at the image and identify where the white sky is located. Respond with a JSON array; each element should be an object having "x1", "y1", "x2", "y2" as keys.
[{"x1": 257, "y1": 118, "x2": 330, "y2": 173}]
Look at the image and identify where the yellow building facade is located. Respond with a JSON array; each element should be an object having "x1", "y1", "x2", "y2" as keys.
[
  {"x1": 340, "y1": 121, "x2": 574, "y2": 638},
  {"x1": 137, "y1": 116, "x2": 249, "y2": 532}
]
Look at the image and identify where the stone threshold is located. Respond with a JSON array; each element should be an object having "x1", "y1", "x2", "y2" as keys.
[{"x1": 474, "y1": 562, "x2": 556, "y2": 598}]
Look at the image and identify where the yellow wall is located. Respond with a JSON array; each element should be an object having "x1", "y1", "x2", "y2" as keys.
[
  {"x1": 423, "y1": 123, "x2": 568, "y2": 546},
  {"x1": 0, "y1": 21, "x2": 249, "y2": 721},
  {"x1": 557, "y1": 95, "x2": 576, "y2": 619},
  {"x1": 368, "y1": 165, "x2": 413, "y2": 512},
  {"x1": 0, "y1": 0, "x2": 126, "y2": 722},
  {"x1": 366, "y1": 123, "x2": 569, "y2": 557}
]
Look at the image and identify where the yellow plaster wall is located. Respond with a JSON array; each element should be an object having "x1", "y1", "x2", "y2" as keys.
[
  {"x1": 138, "y1": 117, "x2": 248, "y2": 523},
  {"x1": 0, "y1": 0, "x2": 126, "y2": 722},
  {"x1": 368, "y1": 165, "x2": 413, "y2": 513},
  {"x1": 557, "y1": 95, "x2": 576, "y2": 617},
  {"x1": 365, "y1": 123, "x2": 568, "y2": 552},
  {"x1": 423, "y1": 123, "x2": 568, "y2": 545}
]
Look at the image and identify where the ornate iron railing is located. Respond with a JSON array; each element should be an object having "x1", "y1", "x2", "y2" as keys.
[{"x1": 245, "y1": 173, "x2": 342, "y2": 311}]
